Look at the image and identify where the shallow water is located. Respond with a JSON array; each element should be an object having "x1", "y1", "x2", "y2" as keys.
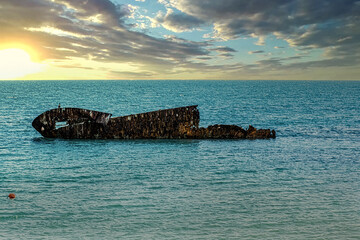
[{"x1": 1, "y1": 80, "x2": 359, "y2": 239}]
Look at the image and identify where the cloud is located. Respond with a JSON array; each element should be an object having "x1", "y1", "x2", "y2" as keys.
[
  {"x1": 158, "y1": 0, "x2": 360, "y2": 68},
  {"x1": 110, "y1": 70, "x2": 154, "y2": 79},
  {"x1": 1, "y1": 0, "x2": 359, "y2": 80},
  {"x1": 248, "y1": 50, "x2": 265, "y2": 54},
  {"x1": 196, "y1": 57, "x2": 212, "y2": 61},
  {"x1": 210, "y1": 46, "x2": 236, "y2": 58},
  {"x1": 219, "y1": 53, "x2": 234, "y2": 58},
  {"x1": 152, "y1": 8, "x2": 205, "y2": 32},
  {"x1": 163, "y1": 0, "x2": 359, "y2": 37},
  {"x1": 211, "y1": 46, "x2": 237, "y2": 53},
  {"x1": 0, "y1": 0, "x2": 212, "y2": 76}
]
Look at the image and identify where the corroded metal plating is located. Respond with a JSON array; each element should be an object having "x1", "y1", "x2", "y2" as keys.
[{"x1": 32, "y1": 105, "x2": 275, "y2": 139}]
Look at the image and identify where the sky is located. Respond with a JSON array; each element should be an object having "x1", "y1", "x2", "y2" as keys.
[{"x1": 0, "y1": 0, "x2": 359, "y2": 80}]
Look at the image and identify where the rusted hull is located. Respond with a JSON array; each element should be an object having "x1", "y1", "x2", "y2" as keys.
[{"x1": 32, "y1": 106, "x2": 275, "y2": 139}]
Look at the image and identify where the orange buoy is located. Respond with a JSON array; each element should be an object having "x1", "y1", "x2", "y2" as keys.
[{"x1": 8, "y1": 193, "x2": 16, "y2": 199}]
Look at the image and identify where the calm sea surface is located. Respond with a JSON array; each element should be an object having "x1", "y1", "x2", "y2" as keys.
[{"x1": 0, "y1": 80, "x2": 359, "y2": 239}]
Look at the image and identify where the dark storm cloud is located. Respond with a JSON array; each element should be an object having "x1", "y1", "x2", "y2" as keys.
[{"x1": 0, "y1": 0, "x2": 210, "y2": 74}]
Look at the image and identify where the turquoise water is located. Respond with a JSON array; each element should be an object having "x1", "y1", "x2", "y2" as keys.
[{"x1": 1, "y1": 80, "x2": 359, "y2": 239}]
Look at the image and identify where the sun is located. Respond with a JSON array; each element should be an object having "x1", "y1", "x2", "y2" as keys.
[{"x1": 0, "y1": 48, "x2": 45, "y2": 80}]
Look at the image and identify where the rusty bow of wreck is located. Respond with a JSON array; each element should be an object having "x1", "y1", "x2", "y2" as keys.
[{"x1": 32, "y1": 105, "x2": 275, "y2": 139}]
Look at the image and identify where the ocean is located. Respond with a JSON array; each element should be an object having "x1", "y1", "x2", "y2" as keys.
[{"x1": 0, "y1": 80, "x2": 359, "y2": 239}]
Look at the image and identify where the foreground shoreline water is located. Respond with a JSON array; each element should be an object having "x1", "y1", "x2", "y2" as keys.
[{"x1": 1, "y1": 80, "x2": 359, "y2": 239}]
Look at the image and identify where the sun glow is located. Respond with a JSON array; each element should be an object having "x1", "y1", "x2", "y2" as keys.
[{"x1": 0, "y1": 48, "x2": 46, "y2": 80}]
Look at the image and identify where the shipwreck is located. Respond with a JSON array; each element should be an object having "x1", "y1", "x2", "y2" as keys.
[{"x1": 32, "y1": 105, "x2": 276, "y2": 139}]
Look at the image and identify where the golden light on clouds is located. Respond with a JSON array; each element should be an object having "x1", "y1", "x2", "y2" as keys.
[
  {"x1": 0, "y1": 48, "x2": 46, "y2": 80},
  {"x1": 25, "y1": 26, "x2": 87, "y2": 38},
  {"x1": 0, "y1": 0, "x2": 358, "y2": 80}
]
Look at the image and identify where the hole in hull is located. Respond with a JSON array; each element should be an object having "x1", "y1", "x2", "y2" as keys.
[{"x1": 55, "y1": 121, "x2": 69, "y2": 129}]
